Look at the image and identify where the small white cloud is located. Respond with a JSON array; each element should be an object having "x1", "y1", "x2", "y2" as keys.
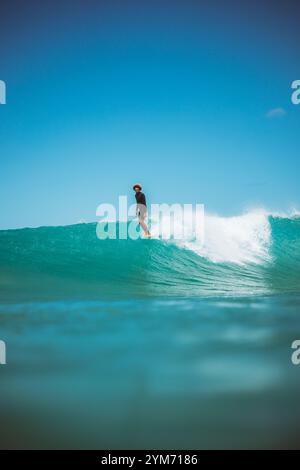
[{"x1": 265, "y1": 107, "x2": 286, "y2": 118}]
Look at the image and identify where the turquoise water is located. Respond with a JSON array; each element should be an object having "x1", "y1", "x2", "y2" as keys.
[{"x1": 0, "y1": 214, "x2": 300, "y2": 448}]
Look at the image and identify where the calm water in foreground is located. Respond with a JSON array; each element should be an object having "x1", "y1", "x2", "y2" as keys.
[{"x1": 0, "y1": 295, "x2": 299, "y2": 449}]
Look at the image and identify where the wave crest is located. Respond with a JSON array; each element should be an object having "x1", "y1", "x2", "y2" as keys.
[{"x1": 0, "y1": 211, "x2": 299, "y2": 300}]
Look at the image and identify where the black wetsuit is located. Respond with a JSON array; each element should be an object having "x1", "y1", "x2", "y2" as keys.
[{"x1": 135, "y1": 191, "x2": 147, "y2": 217}]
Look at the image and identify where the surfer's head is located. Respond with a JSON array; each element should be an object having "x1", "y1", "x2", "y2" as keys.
[{"x1": 133, "y1": 183, "x2": 142, "y2": 192}]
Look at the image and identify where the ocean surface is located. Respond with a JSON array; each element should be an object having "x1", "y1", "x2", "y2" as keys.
[{"x1": 0, "y1": 211, "x2": 300, "y2": 449}]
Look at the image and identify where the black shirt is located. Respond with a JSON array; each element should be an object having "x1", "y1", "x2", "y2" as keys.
[{"x1": 135, "y1": 191, "x2": 146, "y2": 207}]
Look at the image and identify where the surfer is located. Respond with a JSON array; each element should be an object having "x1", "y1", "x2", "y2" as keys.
[{"x1": 133, "y1": 183, "x2": 151, "y2": 238}]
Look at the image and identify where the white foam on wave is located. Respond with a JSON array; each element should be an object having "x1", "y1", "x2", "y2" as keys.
[
  {"x1": 196, "y1": 210, "x2": 271, "y2": 264},
  {"x1": 151, "y1": 208, "x2": 272, "y2": 265},
  {"x1": 266, "y1": 207, "x2": 300, "y2": 219}
]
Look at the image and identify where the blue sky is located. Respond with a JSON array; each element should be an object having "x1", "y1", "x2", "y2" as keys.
[{"x1": 0, "y1": 0, "x2": 299, "y2": 228}]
